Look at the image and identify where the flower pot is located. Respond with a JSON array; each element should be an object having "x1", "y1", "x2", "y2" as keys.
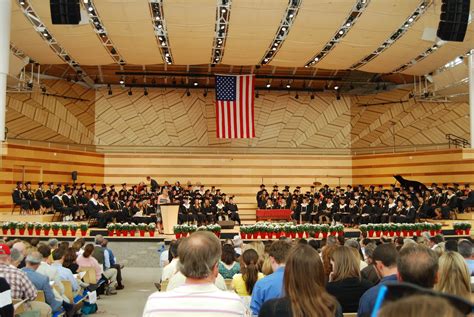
[
  {"x1": 338, "y1": 231, "x2": 344, "y2": 237},
  {"x1": 34, "y1": 229, "x2": 41, "y2": 235},
  {"x1": 368, "y1": 230, "x2": 374, "y2": 237},
  {"x1": 80, "y1": 230, "x2": 87, "y2": 236},
  {"x1": 322, "y1": 232, "x2": 328, "y2": 239},
  {"x1": 416, "y1": 230, "x2": 421, "y2": 236},
  {"x1": 396, "y1": 231, "x2": 401, "y2": 237},
  {"x1": 175, "y1": 233, "x2": 181, "y2": 239},
  {"x1": 70, "y1": 230, "x2": 77, "y2": 236},
  {"x1": 297, "y1": 232, "x2": 304, "y2": 239},
  {"x1": 375, "y1": 231, "x2": 381, "y2": 237},
  {"x1": 130, "y1": 231, "x2": 135, "y2": 237},
  {"x1": 61, "y1": 229, "x2": 68, "y2": 236},
  {"x1": 313, "y1": 231, "x2": 320, "y2": 239},
  {"x1": 305, "y1": 232, "x2": 310, "y2": 238},
  {"x1": 389, "y1": 231, "x2": 395, "y2": 237},
  {"x1": 240, "y1": 232, "x2": 245, "y2": 239},
  {"x1": 290, "y1": 232, "x2": 296, "y2": 239},
  {"x1": 455, "y1": 229, "x2": 462, "y2": 235},
  {"x1": 122, "y1": 230, "x2": 128, "y2": 236},
  {"x1": 1, "y1": 229, "x2": 7, "y2": 235},
  {"x1": 19, "y1": 228, "x2": 25, "y2": 235},
  {"x1": 9, "y1": 229, "x2": 16, "y2": 235},
  {"x1": 330, "y1": 231, "x2": 337, "y2": 236},
  {"x1": 139, "y1": 230, "x2": 145, "y2": 237},
  {"x1": 27, "y1": 229, "x2": 33, "y2": 235},
  {"x1": 402, "y1": 230, "x2": 407, "y2": 236},
  {"x1": 261, "y1": 232, "x2": 267, "y2": 239},
  {"x1": 44, "y1": 229, "x2": 50, "y2": 236},
  {"x1": 430, "y1": 230, "x2": 436, "y2": 236},
  {"x1": 52, "y1": 229, "x2": 59, "y2": 236},
  {"x1": 275, "y1": 232, "x2": 282, "y2": 239},
  {"x1": 108, "y1": 230, "x2": 115, "y2": 237},
  {"x1": 252, "y1": 233, "x2": 258, "y2": 239},
  {"x1": 383, "y1": 231, "x2": 388, "y2": 236},
  {"x1": 214, "y1": 232, "x2": 220, "y2": 238},
  {"x1": 408, "y1": 230, "x2": 414, "y2": 237},
  {"x1": 465, "y1": 229, "x2": 470, "y2": 235},
  {"x1": 149, "y1": 230, "x2": 155, "y2": 237}
]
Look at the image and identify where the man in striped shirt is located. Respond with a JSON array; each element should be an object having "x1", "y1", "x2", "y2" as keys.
[{"x1": 143, "y1": 231, "x2": 249, "y2": 317}]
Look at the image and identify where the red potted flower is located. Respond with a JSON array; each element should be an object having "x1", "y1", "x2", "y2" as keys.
[
  {"x1": 435, "y1": 223, "x2": 442, "y2": 235},
  {"x1": 374, "y1": 224, "x2": 382, "y2": 237},
  {"x1": 27, "y1": 223, "x2": 34, "y2": 235},
  {"x1": 274, "y1": 225, "x2": 282, "y2": 239},
  {"x1": 1, "y1": 223, "x2": 9, "y2": 235},
  {"x1": 335, "y1": 225, "x2": 344, "y2": 237},
  {"x1": 251, "y1": 226, "x2": 258, "y2": 239},
  {"x1": 9, "y1": 222, "x2": 17, "y2": 235},
  {"x1": 79, "y1": 224, "x2": 88, "y2": 236},
  {"x1": 148, "y1": 223, "x2": 156, "y2": 237},
  {"x1": 138, "y1": 223, "x2": 147, "y2": 237},
  {"x1": 70, "y1": 224, "x2": 78, "y2": 236},
  {"x1": 239, "y1": 226, "x2": 247, "y2": 239},
  {"x1": 107, "y1": 223, "x2": 116, "y2": 237},
  {"x1": 464, "y1": 223, "x2": 471, "y2": 236},
  {"x1": 389, "y1": 224, "x2": 397, "y2": 237},
  {"x1": 367, "y1": 224, "x2": 374, "y2": 238},
  {"x1": 296, "y1": 225, "x2": 305, "y2": 239},
  {"x1": 174, "y1": 225, "x2": 182, "y2": 239},
  {"x1": 407, "y1": 224, "x2": 415, "y2": 237},
  {"x1": 359, "y1": 224, "x2": 368, "y2": 238},
  {"x1": 60, "y1": 223, "x2": 69, "y2": 236},
  {"x1": 17, "y1": 222, "x2": 26, "y2": 235},
  {"x1": 34, "y1": 223, "x2": 42, "y2": 235},
  {"x1": 129, "y1": 224, "x2": 137, "y2": 237},
  {"x1": 320, "y1": 224, "x2": 329, "y2": 239},
  {"x1": 43, "y1": 223, "x2": 51, "y2": 236},
  {"x1": 51, "y1": 223, "x2": 60, "y2": 236}
]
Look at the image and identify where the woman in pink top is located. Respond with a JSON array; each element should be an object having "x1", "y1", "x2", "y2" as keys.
[{"x1": 76, "y1": 244, "x2": 103, "y2": 281}]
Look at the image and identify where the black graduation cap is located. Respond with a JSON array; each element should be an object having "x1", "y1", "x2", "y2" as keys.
[
  {"x1": 121, "y1": 183, "x2": 127, "y2": 186},
  {"x1": 38, "y1": 182, "x2": 44, "y2": 185},
  {"x1": 310, "y1": 185, "x2": 315, "y2": 189},
  {"x1": 260, "y1": 184, "x2": 265, "y2": 188},
  {"x1": 91, "y1": 183, "x2": 96, "y2": 187},
  {"x1": 442, "y1": 183, "x2": 448, "y2": 187},
  {"x1": 324, "y1": 184, "x2": 329, "y2": 188},
  {"x1": 101, "y1": 184, "x2": 106, "y2": 188},
  {"x1": 284, "y1": 185, "x2": 290, "y2": 190},
  {"x1": 48, "y1": 182, "x2": 54, "y2": 186},
  {"x1": 80, "y1": 183, "x2": 85, "y2": 186},
  {"x1": 16, "y1": 181, "x2": 23, "y2": 186},
  {"x1": 448, "y1": 187, "x2": 455, "y2": 191},
  {"x1": 25, "y1": 181, "x2": 31, "y2": 185},
  {"x1": 453, "y1": 183, "x2": 459, "y2": 187},
  {"x1": 110, "y1": 185, "x2": 115, "y2": 188},
  {"x1": 273, "y1": 185, "x2": 279, "y2": 189}
]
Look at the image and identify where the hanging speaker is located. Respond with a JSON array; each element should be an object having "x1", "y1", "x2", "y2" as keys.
[
  {"x1": 50, "y1": 0, "x2": 81, "y2": 25},
  {"x1": 436, "y1": 0, "x2": 470, "y2": 42}
]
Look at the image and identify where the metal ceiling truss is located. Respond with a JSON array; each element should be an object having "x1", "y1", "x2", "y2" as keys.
[
  {"x1": 17, "y1": 0, "x2": 94, "y2": 86},
  {"x1": 211, "y1": 0, "x2": 232, "y2": 64},
  {"x1": 82, "y1": 0, "x2": 126, "y2": 65},
  {"x1": 304, "y1": 0, "x2": 370, "y2": 67},
  {"x1": 392, "y1": 43, "x2": 443, "y2": 73},
  {"x1": 149, "y1": 0, "x2": 174, "y2": 65},
  {"x1": 350, "y1": 0, "x2": 430, "y2": 70},
  {"x1": 260, "y1": 0, "x2": 302, "y2": 65}
]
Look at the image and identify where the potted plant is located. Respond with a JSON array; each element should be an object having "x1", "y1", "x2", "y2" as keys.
[
  {"x1": 148, "y1": 223, "x2": 156, "y2": 237},
  {"x1": 374, "y1": 224, "x2": 382, "y2": 237},
  {"x1": 43, "y1": 223, "x2": 51, "y2": 236},
  {"x1": 79, "y1": 223, "x2": 88, "y2": 236},
  {"x1": 463, "y1": 222, "x2": 471, "y2": 235},
  {"x1": 274, "y1": 225, "x2": 283, "y2": 239},
  {"x1": 415, "y1": 223, "x2": 422, "y2": 237},
  {"x1": 335, "y1": 224, "x2": 344, "y2": 237},
  {"x1": 51, "y1": 223, "x2": 60, "y2": 236},
  {"x1": 296, "y1": 224, "x2": 305, "y2": 239},
  {"x1": 239, "y1": 226, "x2": 247, "y2": 239},
  {"x1": 107, "y1": 223, "x2": 116, "y2": 237},
  {"x1": 27, "y1": 222, "x2": 34, "y2": 235},
  {"x1": 435, "y1": 223, "x2": 442, "y2": 235},
  {"x1": 210, "y1": 224, "x2": 221, "y2": 238},
  {"x1": 129, "y1": 223, "x2": 137, "y2": 237},
  {"x1": 70, "y1": 223, "x2": 78, "y2": 236},
  {"x1": 367, "y1": 224, "x2": 374, "y2": 237},
  {"x1": 114, "y1": 223, "x2": 122, "y2": 236},
  {"x1": 60, "y1": 223, "x2": 69, "y2": 236},
  {"x1": 1, "y1": 222, "x2": 9, "y2": 235},
  {"x1": 251, "y1": 225, "x2": 259, "y2": 239},
  {"x1": 137, "y1": 223, "x2": 146, "y2": 237},
  {"x1": 9, "y1": 222, "x2": 17, "y2": 235},
  {"x1": 34, "y1": 223, "x2": 42, "y2": 235},
  {"x1": 290, "y1": 225, "x2": 297, "y2": 239},
  {"x1": 17, "y1": 222, "x2": 26, "y2": 235},
  {"x1": 359, "y1": 224, "x2": 368, "y2": 237},
  {"x1": 320, "y1": 224, "x2": 329, "y2": 239},
  {"x1": 174, "y1": 225, "x2": 182, "y2": 239},
  {"x1": 312, "y1": 224, "x2": 321, "y2": 239},
  {"x1": 407, "y1": 223, "x2": 415, "y2": 237},
  {"x1": 329, "y1": 225, "x2": 337, "y2": 236},
  {"x1": 389, "y1": 223, "x2": 397, "y2": 237},
  {"x1": 428, "y1": 223, "x2": 436, "y2": 236}
]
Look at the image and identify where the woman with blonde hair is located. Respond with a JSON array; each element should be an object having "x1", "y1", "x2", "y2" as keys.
[
  {"x1": 435, "y1": 251, "x2": 471, "y2": 300},
  {"x1": 232, "y1": 249, "x2": 265, "y2": 296},
  {"x1": 326, "y1": 246, "x2": 372, "y2": 313},
  {"x1": 259, "y1": 244, "x2": 342, "y2": 317}
]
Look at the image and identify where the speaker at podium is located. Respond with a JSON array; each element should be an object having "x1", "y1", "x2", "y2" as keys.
[{"x1": 160, "y1": 203, "x2": 180, "y2": 235}]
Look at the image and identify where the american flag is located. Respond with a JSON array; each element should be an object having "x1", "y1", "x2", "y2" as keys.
[{"x1": 215, "y1": 74, "x2": 255, "y2": 139}]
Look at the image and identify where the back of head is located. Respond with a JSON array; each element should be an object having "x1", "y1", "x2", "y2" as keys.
[
  {"x1": 284, "y1": 244, "x2": 337, "y2": 317},
  {"x1": 435, "y1": 251, "x2": 471, "y2": 300},
  {"x1": 457, "y1": 239, "x2": 472, "y2": 258},
  {"x1": 268, "y1": 240, "x2": 292, "y2": 265},
  {"x1": 221, "y1": 244, "x2": 236, "y2": 265},
  {"x1": 241, "y1": 249, "x2": 259, "y2": 295},
  {"x1": 177, "y1": 231, "x2": 221, "y2": 279},
  {"x1": 94, "y1": 235, "x2": 104, "y2": 245},
  {"x1": 331, "y1": 245, "x2": 360, "y2": 282},
  {"x1": 37, "y1": 244, "x2": 51, "y2": 259},
  {"x1": 10, "y1": 248, "x2": 24, "y2": 264},
  {"x1": 48, "y1": 238, "x2": 59, "y2": 249},
  {"x1": 52, "y1": 248, "x2": 65, "y2": 261},
  {"x1": 364, "y1": 243, "x2": 377, "y2": 260},
  {"x1": 444, "y1": 240, "x2": 458, "y2": 252},
  {"x1": 326, "y1": 235, "x2": 337, "y2": 247},
  {"x1": 378, "y1": 295, "x2": 463, "y2": 317},
  {"x1": 25, "y1": 251, "x2": 43, "y2": 268},
  {"x1": 63, "y1": 247, "x2": 77, "y2": 267},
  {"x1": 373, "y1": 244, "x2": 398, "y2": 268},
  {"x1": 397, "y1": 244, "x2": 438, "y2": 288},
  {"x1": 169, "y1": 240, "x2": 180, "y2": 259},
  {"x1": 82, "y1": 244, "x2": 94, "y2": 258}
]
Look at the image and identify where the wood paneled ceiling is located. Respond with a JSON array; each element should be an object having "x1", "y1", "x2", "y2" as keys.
[{"x1": 8, "y1": 0, "x2": 474, "y2": 93}]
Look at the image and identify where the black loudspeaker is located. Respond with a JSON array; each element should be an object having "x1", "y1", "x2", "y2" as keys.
[
  {"x1": 50, "y1": 0, "x2": 81, "y2": 25},
  {"x1": 437, "y1": 0, "x2": 470, "y2": 42},
  {"x1": 71, "y1": 171, "x2": 78, "y2": 181},
  {"x1": 218, "y1": 221, "x2": 234, "y2": 230}
]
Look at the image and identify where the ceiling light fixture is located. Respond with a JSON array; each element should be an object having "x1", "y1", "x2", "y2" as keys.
[
  {"x1": 149, "y1": 0, "x2": 174, "y2": 65},
  {"x1": 211, "y1": 0, "x2": 232, "y2": 64}
]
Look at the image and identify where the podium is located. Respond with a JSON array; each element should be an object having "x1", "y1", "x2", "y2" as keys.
[{"x1": 161, "y1": 203, "x2": 180, "y2": 235}]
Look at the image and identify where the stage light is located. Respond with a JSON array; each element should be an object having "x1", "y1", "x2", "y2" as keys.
[
  {"x1": 314, "y1": 57, "x2": 319, "y2": 61},
  {"x1": 408, "y1": 17, "x2": 414, "y2": 23},
  {"x1": 281, "y1": 27, "x2": 287, "y2": 31},
  {"x1": 334, "y1": 85, "x2": 339, "y2": 90},
  {"x1": 266, "y1": 83, "x2": 271, "y2": 88},
  {"x1": 155, "y1": 16, "x2": 160, "y2": 21},
  {"x1": 286, "y1": 84, "x2": 291, "y2": 89},
  {"x1": 338, "y1": 30, "x2": 344, "y2": 35},
  {"x1": 272, "y1": 47, "x2": 276, "y2": 51},
  {"x1": 119, "y1": 78, "x2": 125, "y2": 85},
  {"x1": 220, "y1": 25, "x2": 225, "y2": 30},
  {"x1": 193, "y1": 82, "x2": 198, "y2": 86},
  {"x1": 221, "y1": 8, "x2": 226, "y2": 13},
  {"x1": 346, "y1": 22, "x2": 351, "y2": 27},
  {"x1": 289, "y1": 13, "x2": 294, "y2": 18},
  {"x1": 20, "y1": 0, "x2": 25, "y2": 5},
  {"x1": 88, "y1": 6, "x2": 93, "y2": 12}
]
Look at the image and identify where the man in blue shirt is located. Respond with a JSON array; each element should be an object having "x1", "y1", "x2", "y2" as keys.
[
  {"x1": 51, "y1": 248, "x2": 79, "y2": 293},
  {"x1": 358, "y1": 244, "x2": 398, "y2": 317},
  {"x1": 250, "y1": 240, "x2": 292, "y2": 315}
]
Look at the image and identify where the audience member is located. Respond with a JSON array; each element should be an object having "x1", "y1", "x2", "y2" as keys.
[
  {"x1": 326, "y1": 246, "x2": 373, "y2": 313},
  {"x1": 76, "y1": 244, "x2": 106, "y2": 287},
  {"x1": 457, "y1": 239, "x2": 474, "y2": 275},
  {"x1": 232, "y1": 249, "x2": 264, "y2": 296},
  {"x1": 250, "y1": 240, "x2": 292, "y2": 315},
  {"x1": 63, "y1": 247, "x2": 79, "y2": 274},
  {"x1": 444, "y1": 239, "x2": 458, "y2": 252},
  {"x1": 51, "y1": 248, "x2": 80, "y2": 294},
  {"x1": 377, "y1": 295, "x2": 463, "y2": 317},
  {"x1": 360, "y1": 243, "x2": 379, "y2": 285},
  {"x1": 358, "y1": 244, "x2": 398, "y2": 317},
  {"x1": 434, "y1": 251, "x2": 471, "y2": 300},
  {"x1": 397, "y1": 244, "x2": 438, "y2": 288},
  {"x1": 259, "y1": 244, "x2": 342, "y2": 317},
  {"x1": 36, "y1": 244, "x2": 65, "y2": 301},
  {"x1": 0, "y1": 276, "x2": 14, "y2": 317},
  {"x1": 101, "y1": 238, "x2": 124, "y2": 290},
  {"x1": 345, "y1": 239, "x2": 367, "y2": 270},
  {"x1": 232, "y1": 235, "x2": 243, "y2": 256},
  {"x1": 142, "y1": 231, "x2": 248, "y2": 317},
  {"x1": 218, "y1": 244, "x2": 240, "y2": 279},
  {"x1": 161, "y1": 240, "x2": 180, "y2": 282},
  {"x1": 9, "y1": 248, "x2": 24, "y2": 268},
  {"x1": 91, "y1": 235, "x2": 118, "y2": 292}
]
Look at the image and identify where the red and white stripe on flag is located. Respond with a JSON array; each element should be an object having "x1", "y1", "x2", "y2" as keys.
[{"x1": 215, "y1": 74, "x2": 255, "y2": 139}]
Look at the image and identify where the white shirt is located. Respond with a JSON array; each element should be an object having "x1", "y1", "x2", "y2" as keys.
[
  {"x1": 37, "y1": 261, "x2": 65, "y2": 301},
  {"x1": 143, "y1": 283, "x2": 249, "y2": 317},
  {"x1": 161, "y1": 258, "x2": 179, "y2": 282},
  {"x1": 159, "y1": 250, "x2": 169, "y2": 268},
  {"x1": 167, "y1": 271, "x2": 226, "y2": 292}
]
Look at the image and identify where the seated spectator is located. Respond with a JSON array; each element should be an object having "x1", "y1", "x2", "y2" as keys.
[
  {"x1": 345, "y1": 239, "x2": 367, "y2": 270},
  {"x1": 232, "y1": 249, "x2": 265, "y2": 296},
  {"x1": 91, "y1": 235, "x2": 118, "y2": 293},
  {"x1": 11, "y1": 241, "x2": 27, "y2": 268},
  {"x1": 0, "y1": 244, "x2": 50, "y2": 317},
  {"x1": 76, "y1": 244, "x2": 104, "y2": 283},
  {"x1": 142, "y1": 231, "x2": 248, "y2": 316},
  {"x1": 161, "y1": 240, "x2": 180, "y2": 282},
  {"x1": 358, "y1": 243, "x2": 398, "y2": 317},
  {"x1": 377, "y1": 295, "x2": 463, "y2": 317},
  {"x1": 326, "y1": 246, "x2": 373, "y2": 313},
  {"x1": 232, "y1": 235, "x2": 243, "y2": 256},
  {"x1": 250, "y1": 240, "x2": 292, "y2": 316},
  {"x1": 63, "y1": 247, "x2": 79, "y2": 274},
  {"x1": 259, "y1": 244, "x2": 342, "y2": 317},
  {"x1": 101, "y1": 238, "x2": 124, "y2": 290},
  {"x1": 50, "y1": 248, "x2": 80, "y2": 294},
  {"x1": 397, "y1": 244, "x2": 438, "y2": 288},
  {"x1": 434, "y1": 251, "x2": 471, "y2": 300},
  {"x1": 0, "y1": 276, "x2": 14, "y2": 317},
  {"x1": 218, "y1": 244, "x2": 240, "y2": 279},
  {"x1": 457, "y1": 239, "x2": 474, "y2": 275},
  {"x1": 36, "y1": 244, "x2": 65, "y2": 301},
  {"x1": 360, "y1": 243, "x2": 379, "y2": 285},
  {"x1": 444, "y1": 239, "x2": 458, "y2": 252},
  {"x1": 10, "y1": 248, "x2": 24, "y2": 268},
  {"x1": 22, "y1": 252, "x2": 81, "y2": 317}
]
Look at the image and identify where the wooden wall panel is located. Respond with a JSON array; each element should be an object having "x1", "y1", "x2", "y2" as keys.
[{"x1": 0, "y1": 142, "x2": 104, "y2": 212}]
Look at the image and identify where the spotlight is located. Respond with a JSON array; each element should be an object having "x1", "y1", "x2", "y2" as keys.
[
  {"x1": 83, "y1": 0, "x2": 88, "y2": 3},
  {"x1": 338, "y1": 30, "x2": 344, "y2": 35},
  {"x1": 88, "y1": 6, "x2": 93, "y2": 12},
  {"x1": 281, "y1": 27, "x2": 287, "y2": 31},
  {"x1": 289, "y1": 14, "x2": 294, "y2": 18},
  {"x1": 346, "y1": 22, "x2": 351, "y2": 27},
  {"x1": 314, "y1": 57, "x2": 319, "y2": 61},
  {"x1": 286, "y1": 84, "x2": 291, "y2": 89},
  {"x1": 266, "y1": 83, "x2": 271, "y2": 88},
  {"x1": 119, "y1": 78, "x2": 125, "y2": 85},
  {"x1": 334, "y1": 85, "x2": 339, "y2": 90},
  {"x1": 144, "y1": 88, "x2": 148, "y2": 96},
  {"x1": 128, "y1": 89, "x2": 132, "y2": 96},
  {"x1": 20, "y1": 0, "x2": 25, "y2": 4},
  {"x1": 155, "y1": 16, "x2": 160, "y2": 21},
  {"x1": 193, "y1": 82, "x2": 198, "y2": 86},
  {"x1": 221, "y1": 8, "x2": 226, "y2": 13},
  {"x1": 408, "y1": 17, "x2": 414, "y2": 23}
]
